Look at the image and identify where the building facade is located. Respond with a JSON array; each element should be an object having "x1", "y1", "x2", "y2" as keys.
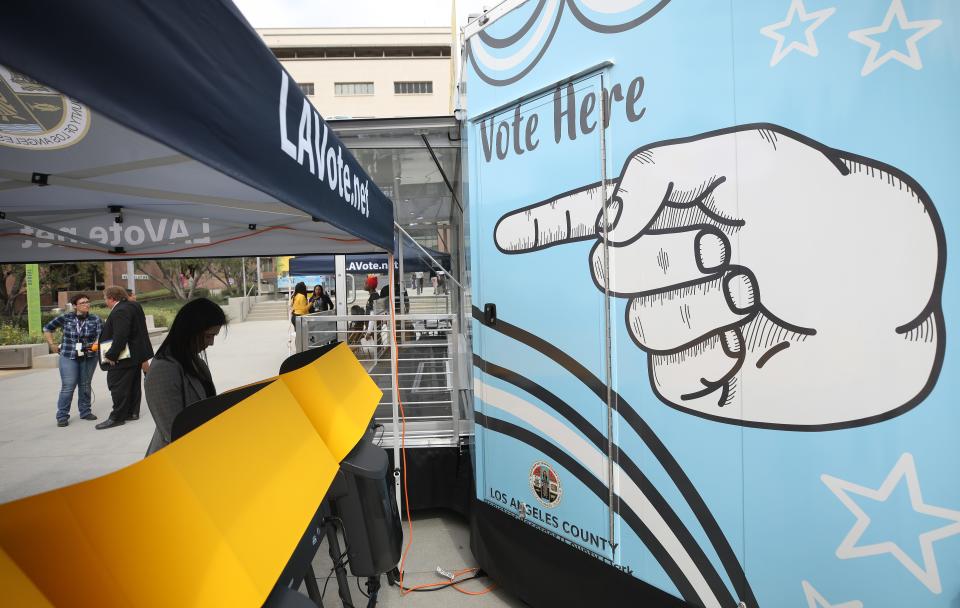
[{"x1": 258, "y1": 27, "x2": 454, "y2": 119}]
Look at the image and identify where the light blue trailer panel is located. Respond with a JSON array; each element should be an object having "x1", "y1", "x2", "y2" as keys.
[{"x1": 464, "y1": 1, "x2": 959, "y2": 606}]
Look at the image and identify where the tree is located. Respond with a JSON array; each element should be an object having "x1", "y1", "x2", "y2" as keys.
[
  {"x1": 0, "y1": 264, "x2": 25, "y2": 316},
  {"x1": 139, "y1": 259, "x2": 210, "y2": 301},
  {"x1": 37, "y1": 262, "x2": 102, "y2": 304},
  {"x1": 206, "y1": 258, "x2": 250, "y2": 296},
  {"x1": 41, "y1": 264, "x2": 71, "y2": 298},
  {"x1": 70, "y1": 262, "x2": 100, "y2": 292},
  {"x1": 0, "y1": 262, "x2": 102, "y2": 319}
]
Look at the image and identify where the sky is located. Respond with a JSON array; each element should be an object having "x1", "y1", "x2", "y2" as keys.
[{"x1": 232, "y1": 0, "x2": 496, "y2": 29}]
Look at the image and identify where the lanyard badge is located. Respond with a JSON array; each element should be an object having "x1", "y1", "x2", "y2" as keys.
[{"x1": 75, "y1": 316, "x2": 88, "y2": 357}]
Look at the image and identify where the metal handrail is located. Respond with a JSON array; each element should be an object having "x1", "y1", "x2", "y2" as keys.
[
  {"x1": 302, "y1": 313, "x2": 454, "y2": 322},
  {"x1": 295, "y1": 311, "x2": 464, "y2": 452}
]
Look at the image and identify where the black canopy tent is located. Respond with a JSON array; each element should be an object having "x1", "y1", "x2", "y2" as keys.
[{"x1": 0, "y1": 0, "x2": 394, "y2": 262}]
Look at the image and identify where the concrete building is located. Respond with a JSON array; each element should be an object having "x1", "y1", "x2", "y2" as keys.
[{"x1": 258, "y1": 27, "x2": 455, "y2": 119}]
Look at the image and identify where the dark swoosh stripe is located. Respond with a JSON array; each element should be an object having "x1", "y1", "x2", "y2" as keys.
[
  {"x1": 566, "y1": 0, "x2": 674, "y2": 34},
  {"x1": 474, "y1": 412, "x2": 700, "y2": 605},
  {"x1": 466, "y1": 0, "x2": 565, "y2": 88},
  {"x1": 476, "y1": 354, "x2": 607, "y2": 448},
  {"x1": 475, "y1": 354, "x2": 737, "y2": 608},
  {"x1": 472, "y1": 306, "x2": 757, "y2": 607},
  {"x1": 477, "y1": 0, "x2": 548, "y2": 49}
]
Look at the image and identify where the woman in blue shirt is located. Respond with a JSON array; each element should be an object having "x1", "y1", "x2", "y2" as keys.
[{"x1": 43, "y1": 293, "x2": 103, "y2": 427}]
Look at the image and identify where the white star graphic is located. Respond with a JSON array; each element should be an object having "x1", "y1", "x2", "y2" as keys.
[
  {"x1": 821, "y1": 452, "x2": 960, "y2": 594},
  {"x1": 760, "y1": 0, "x2": 836, "y2": 67},
  {"x1": 801, "y1": 580, "x2": 863, "y2": 608},
  {"x1": 848, "y1": 0, "x2": 942, "y2": 76}
]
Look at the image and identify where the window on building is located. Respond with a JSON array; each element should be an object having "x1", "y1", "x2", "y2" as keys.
[
  {"x1": 271, "y1": 46, "x2": 450, "y2": 59},
  {"x1": 334, "y1": 82, "x2": 375, "y2": 96},
  {"x1": 394, "y1": 81, "x2": 433, "y2": 95},
  {"x1": 298, "y1": 82, "x2": 314, "y2": 96}
]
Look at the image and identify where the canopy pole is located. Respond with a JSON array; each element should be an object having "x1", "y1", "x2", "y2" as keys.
[
  {"x1": 241, "y1": 257, "x2": 247, "y2": 296},
  {"x1": 335, "y1": 255, "x2": 347, "y2": 343},
  {"x1": 398, "y1": 232, "x2": 405, "y2": 322},
  {"x1": 388, "y1": 250, "x2": 402, "y2": 514},
  {"x1": 256, "y1": 257, "x2": 262, "y2": 296}
]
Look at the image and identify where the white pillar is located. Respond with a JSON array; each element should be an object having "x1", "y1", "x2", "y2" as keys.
[
  {"x1": 241, "y1": 257, "x2": 247, "y2": 296},
  {"x1": 125, "y1": 261, "x2": 135, "y2": 295},
  {"x1": 335, "y1": 255, "x2": 347, "y2": 343}
]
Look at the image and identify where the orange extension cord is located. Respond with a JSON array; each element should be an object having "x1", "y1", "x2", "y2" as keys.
[{"x1": 388, "y1": 261, "x2": 496, "y2": 598}]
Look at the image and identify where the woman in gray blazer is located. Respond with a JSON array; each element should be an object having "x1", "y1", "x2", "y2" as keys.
[{"x1": 144, "y1": 298, "x2": 226, "y2": 456}]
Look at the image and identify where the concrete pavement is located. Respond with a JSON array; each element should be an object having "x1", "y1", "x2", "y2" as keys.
[{"x1": 0, "y1": 318, "x2": 291, "y2": 503}]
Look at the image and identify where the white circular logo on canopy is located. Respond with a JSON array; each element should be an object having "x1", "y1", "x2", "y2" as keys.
[{"x1": 0, "y1": 65, "x2": 90, "y2": 150}]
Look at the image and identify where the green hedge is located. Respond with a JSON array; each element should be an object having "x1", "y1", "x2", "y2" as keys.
[{"x1": 0, "y1": 323, "x2": 44, "y2": 345}]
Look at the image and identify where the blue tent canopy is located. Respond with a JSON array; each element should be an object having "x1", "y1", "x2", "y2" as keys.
[{"x1": 290, "y1": 246, "x2": 450, "y2": 275}]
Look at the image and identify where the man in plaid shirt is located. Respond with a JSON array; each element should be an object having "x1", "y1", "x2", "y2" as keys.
[{"x1": 43, "y1": 293, "x2": 103, "y2": 427}]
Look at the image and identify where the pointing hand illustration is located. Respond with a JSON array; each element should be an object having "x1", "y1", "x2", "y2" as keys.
[{"x1": 494, "y1": 125, "x2": 944, "y2": 429}]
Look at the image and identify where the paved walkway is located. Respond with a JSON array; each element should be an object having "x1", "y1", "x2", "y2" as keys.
[
  {"x1": 307, "y1": 512, "x2": 523, "y2": 607},
  {"x1": 0, "y1": 319, "x2": 291, "y2": 503}
]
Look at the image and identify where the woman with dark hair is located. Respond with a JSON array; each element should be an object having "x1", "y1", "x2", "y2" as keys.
[
  {"x1": 290, "y1": 281, "x2": 310, "y2": 326},
  {"x1": 143, "y1": 298, "x2": 225, "y2": 456},
  {"x1": 309, "y1": 284, "x2": 333, "y2": 313}
]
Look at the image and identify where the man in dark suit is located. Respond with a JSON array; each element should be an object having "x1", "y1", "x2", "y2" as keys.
[{"x1": 95, "y1": 286, "x2": 154, "y2": 430}]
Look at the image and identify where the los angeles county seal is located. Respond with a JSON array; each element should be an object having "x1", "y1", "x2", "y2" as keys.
[
  {"x1": 0, "y1": 64, "x2": 90, "y2": 150},
  {"x1": 529, "y1": 461, "x2": 562, "y2": 508}
]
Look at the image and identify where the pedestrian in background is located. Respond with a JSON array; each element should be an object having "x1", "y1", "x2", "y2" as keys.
[
  {"x1": 309, "y1": 284, "x2": 333, "y2": 312},
  {"x1": 379, "y1": 279, "x2": 408, "y2": 314},
  {"x1": 437, "y1": 269, "x2": 447, "y2": 295},
  {"x1": 43, "y1": 293, "x2": 103, "y2": 427},
  {"x1": 290, "y1": 281, "x2": 310, "y2": 326},
  {"x1": 126, "y1": 290, "x2": 149, "y2": 420},
  {"x1": 364, "y1": 275, "x2": 380, "y2": 314},
  {"x1": 95, "y1": 286, "x2": 153, "y2": 430},
  {"x1": 144, "y1": 298, "x2": 225, "y2": 456}
]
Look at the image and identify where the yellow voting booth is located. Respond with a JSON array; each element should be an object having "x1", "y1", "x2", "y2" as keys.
[{"x1": 0, "y1": 343, "x2": 381, "y2": 607}]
